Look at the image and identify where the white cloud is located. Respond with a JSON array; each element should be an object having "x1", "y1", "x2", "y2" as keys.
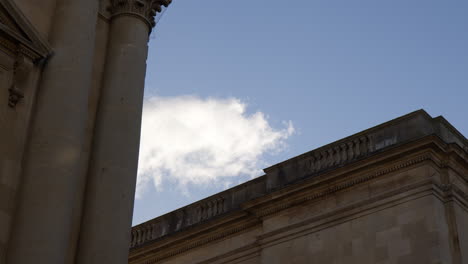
[{"x1": 136, "y1": 96, "x2": 294, "y2": 198}]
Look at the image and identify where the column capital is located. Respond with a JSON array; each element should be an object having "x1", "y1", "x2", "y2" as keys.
[{"x1": 109, "y1": 0, "x2": 171, "y2": 30}]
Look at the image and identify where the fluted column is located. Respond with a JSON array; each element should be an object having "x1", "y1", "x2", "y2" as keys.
[
  {"x1": 76, "y1": 1, "x2": 171, "y2": 263},
  {"x1": 7, "y1": 0, "x2": 99, "y2": 264}
]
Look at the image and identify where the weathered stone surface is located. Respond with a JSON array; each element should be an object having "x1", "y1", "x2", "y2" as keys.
[{"x1": 129, "y1": 110, "x2": 468, "y2": 264}]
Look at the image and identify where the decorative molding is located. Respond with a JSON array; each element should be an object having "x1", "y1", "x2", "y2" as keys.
[
  {"x1": 254, "y1": 154, "x2": 431, "y2": 218},
  {"x1": 436, "y1": 183, "x2": 468, "y2": 203},
  {"x1": 109, "y1": 0, "x2": 171, "y2": 30}
]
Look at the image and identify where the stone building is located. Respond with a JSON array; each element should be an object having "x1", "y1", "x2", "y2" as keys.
[
  {"x1": 129, "y1": 110, "x2": 468, "y2": 264},
  {"x1": 1, "y1": 1, "x2": 467, "y2": 264},
  {"x1": 0, "y1": 0, "x2": 171, "y2": 263}
]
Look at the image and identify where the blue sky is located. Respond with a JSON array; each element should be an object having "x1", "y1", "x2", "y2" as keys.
[{"x1": 133, "y1": 0, "x2": 468, "y2": 225}]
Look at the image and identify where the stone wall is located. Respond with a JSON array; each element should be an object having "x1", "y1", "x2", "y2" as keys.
[{"x1": 259, "y1": 188, "x2": 452, "y2": 264}]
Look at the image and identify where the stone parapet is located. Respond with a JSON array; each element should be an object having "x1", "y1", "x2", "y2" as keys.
[
  {"x1": 129, "y1": 110, "x2": 468, "y2": 250},
  {"x1": 264, "y1": 109, "x2": 467, "y2": 191}
]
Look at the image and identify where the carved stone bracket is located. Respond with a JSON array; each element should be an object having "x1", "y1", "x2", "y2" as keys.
[
  {"x1": 109, "y1": 0, "x2": 172, "y2": 30},
  {"x1": 8, "y1": 51, "x2": 31, "y2": 107},
  {"x1": 8, "y1": 85, "x2": 23, "y2": 107}
]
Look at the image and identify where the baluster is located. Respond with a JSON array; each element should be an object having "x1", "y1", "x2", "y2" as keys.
[
  {"x1": 360, "y1": 136, "x2": 368, "y2": 155},
  {"x1": 136, "y1": 229, "x2": 141, "y2": 245},
  {"x1": 208, "y1": 201, "x2": 213, "y2": 218},
  {"x1": 143, "y1": 228, "x2": 147, "y2": 243},
  {"x1": 320, "y1": 151, "x2": 327, "y2": 170},
  {"x1": 347, "y1": 141, "x2": 354, "y2": 160},
  {"x1": 131, "y1": 230, "x2": 136, "y2": 247},
  {"x1": 219, "y1": 198, "x2": 225, "y2": 214},
  {"x1": 340, "y1": 143, "x2": 347, "y2": 163},
  {"x1": 314, "y1": 153, "x2": 321, "y2": 172},
  {"x1": 133, "y1": 230, "x2": 138, "y2": 246},
  {"x1": 367, "y1": 135, "x2": 374, "y2": 152},
  {"x1": 354, "y1": 139, "x2": 361, "y2": 157},
  {"x1": 146, "y1": 225, "x2": 151, "y2": 242},
  {"x1": 196, "y1": 205, "x2": 202, "y2": 222},
  {"x1": 203, "y1": 204, "x2": 207, "y2": 220},
  {"x1": 139, "y1": 229, "x2": 143, "y2": 245},
  {"x1": 308, "y1": 156, "x2": 316, "y2": 173},
  {"x1": 150, "y1": 224, "x2": 155, "y2": 240},
  {"x1": 327, "y1": 149, "x2": 334, "y2": 168},
  {"x1": 212, "y1": 200, "x2": 218, "y2": 216},
  {"x1": 333, "y1": 146, "x2": 341, "y2": 165}
]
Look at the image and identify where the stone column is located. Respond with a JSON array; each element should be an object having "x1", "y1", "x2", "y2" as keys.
[
  {"x1": 76, "y1": 1, "x2": 171, "y2": 264},
  {"x1": 7, "y1": 0, "x2": 99, "y2": 264}
]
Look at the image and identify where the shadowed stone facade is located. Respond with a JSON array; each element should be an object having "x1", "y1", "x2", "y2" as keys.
[
  {"x1": 129, "y1": 110, "x2": 468, "y2": 264},
  {"x1": 0, "y1": 0, "x2": 171, "y2": 263}
]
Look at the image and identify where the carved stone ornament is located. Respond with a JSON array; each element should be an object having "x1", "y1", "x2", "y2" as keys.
[
  {"x1": 8, "y1": 52, "x2": 31, "y2": 107},
  {"x1": 8, "y1": 84, "x2": 23, "y2": 107},
  {"x1": 110, "y1": 0, "x2": 172, "y2": 30}
]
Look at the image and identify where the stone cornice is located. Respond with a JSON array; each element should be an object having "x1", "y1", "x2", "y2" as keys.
[
  {"x1": 246, "y1": 154, "x2": 432, "y2": 219},
  {"x1": 0, "y1": 0, "x2": 52, "y2": 62},
  {"x1": 109, "y1": 0, "x2": 172, "y2": 30}
]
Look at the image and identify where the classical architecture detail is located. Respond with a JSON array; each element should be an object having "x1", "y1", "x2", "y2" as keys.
[
  {"x1": 197, "y1": 197, "x2": 225, "y2": 221},
  {"x1": 130, "y1": 110, "x2": 468, "y2": 264},
  {"x1": 8, "y1": 52, "x2": 31, "y2": 107},
  {"x1": 0, "y1": 0, "x2": 51, "y2": 61},
  {"x1": 300, "y1": 134, "x2": 372, "y2": 176},
  {"x1": 0, "y1": 0, "x2": 51, "y2": 107},
  {"x1": 130, "y1": 197, "x2": 226, "y2": 248},
  {"x1": 109, "y1": 0, "x2": 172, "y2": 29},
  {"x1": 254, "y1": 154, "x2": 433, "y2": 218}
]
